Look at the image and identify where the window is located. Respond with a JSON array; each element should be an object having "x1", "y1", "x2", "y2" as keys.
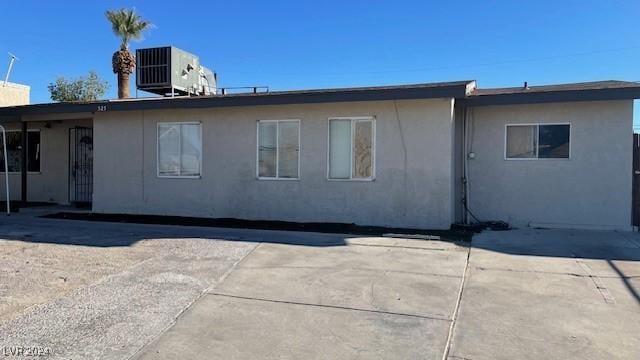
[
  {"x1": 506, "y1": 124, "x2": 570, "y2": 159},
  {"x1": 257, "y1": 120, "x2": 300, "y2": 179},
  {"x1": 328, "y1": 117, "x2": 375, "y2": 180},
  {"x1": 0, "y1": 130, "x2": 40, "y2": 173},
  {"x1": 157, "y1": 122, "x2": 202, "y2": 177}
]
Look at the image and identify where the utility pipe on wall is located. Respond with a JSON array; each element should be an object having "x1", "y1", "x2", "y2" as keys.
[{"x1": 462, "y1": 107, "x2": 470, "y2": 224}]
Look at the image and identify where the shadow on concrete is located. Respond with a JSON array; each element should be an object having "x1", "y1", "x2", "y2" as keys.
[
  {"x1": 31, "y1": 211, "x2": 471, "y2": 246},
  {"x1": 0, "y1": 211, "x2": 470, "y2": 248},
  {"x1": 1, "y1": 220, "x2": 344, "y2": 248},
  {"x1": 471, "y1": 229, "x2": 640, "y2": 305},
  {"x1": 608, "y1": 260, "x2": 640, "y2": 304},
  {"x1": 471, "y1": 228, "x2": 640, "y2": 262}
]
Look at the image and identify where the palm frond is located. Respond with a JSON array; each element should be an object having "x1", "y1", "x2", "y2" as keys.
[{"x1": 105, "y1": 8, "x2": 153, "y2": 49}]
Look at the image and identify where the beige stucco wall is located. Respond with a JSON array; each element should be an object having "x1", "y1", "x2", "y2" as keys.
[
  {"x1": 0, "y1": 83, "x2": 29, "y2": 107},
  {"x1": 467, "y1": 100, "x2": 633, "y2": 230},
  {"x1": 0, "y1": 119, "x2": 92, "y2": 203},
  {"x1": 93, "y1": 98, "x2": 457, "y2": 229}
]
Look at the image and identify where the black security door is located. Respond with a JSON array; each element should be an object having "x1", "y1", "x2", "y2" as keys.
[{"x1": 69, "y1": 127, "x2": 93, "y2": 206}]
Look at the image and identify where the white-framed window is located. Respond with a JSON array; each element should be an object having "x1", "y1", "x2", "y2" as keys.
[
  {"x1": 505, "y1": 123, "x2": 570, "y2": 160},
  {"x1": 157, "y1": 122, "x2": 202, "y2": 178},
  {"x1": 0, "y1": 129, "x2": 41, "y2": 173},
  {"x1": 327, "y1": 117, "x2": 375, "y2": 180},
  {"x1": 257, "y1": 119, "x2": 300, "y2": 180}
]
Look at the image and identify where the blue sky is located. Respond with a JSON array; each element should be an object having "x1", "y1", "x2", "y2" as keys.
[{"x1": 2, "y1": 1, "x2": 640, "y2": 124}]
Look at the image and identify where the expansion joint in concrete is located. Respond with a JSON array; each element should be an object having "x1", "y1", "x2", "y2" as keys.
[
  {"x1": 473, "y1": 266, "x2": 638, "y2": 279},
  {"x1": 240, "y1": 265, "x2": 463, "y2": 278},
  {"x1": 441, "y1": 245, "x2": 471, "y2": 360},
  {"x1": 126, "y1": 242, "x2": 262, "y2": 360},
  {"x1": 206, "y1": 292, "x2": 451, "y2": 322}
]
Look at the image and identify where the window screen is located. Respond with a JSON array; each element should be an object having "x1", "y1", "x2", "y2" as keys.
[
  {"x1": 506, "y1": 124, "x2": 569, "y2": 159},
  {"x1": 257, "y1": 120, "x2": 299, "y2": 179},
  {"x1": 328, "y1": 118, "x2": 375, "y2": 179},
  {"x1": 158, "y1": 123, "x2": 201, "y2": 177}
]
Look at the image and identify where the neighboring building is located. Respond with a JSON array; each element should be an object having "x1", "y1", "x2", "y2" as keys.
[
  {"x1": 0, "y1": 79, "x2": 637, "y2": 231},
  {"x1": 0, "y1": 82, "x2": 29, "y2": 107}
]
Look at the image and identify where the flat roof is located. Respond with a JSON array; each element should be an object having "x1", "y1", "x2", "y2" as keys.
[
  {"x1": 0, "y1": 81, "x2": 474, "y2": 118},
  {"x1": 462, "y1": 80, "x2": 640, "y2": 106},
  {"x1": 1, "y1": 79, "x2": 640, "y2": 119},
  {"x1": 0, "y1": 82, "x2": 30, "y2": 90}
]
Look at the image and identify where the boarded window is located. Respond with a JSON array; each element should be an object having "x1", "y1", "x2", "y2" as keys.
[
  {"x1": 158, "y1": 123, "x2": 201, "y2": 177},
  {"x1": 328, "y1": 118, "x2": 375, "y2": 179},
  {"x1": 257, "y1": 120, "x2": 299, "y2": 179},
  {"x1": 506, "y1": 124, "x2": 570, "y2": 159}
]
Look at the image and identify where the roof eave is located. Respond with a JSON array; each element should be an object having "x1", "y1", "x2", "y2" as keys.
[
  {"x1": 0, "y1": 82, "x2": 471, "y2": 117},
  {"x1": 459, "y1": 87, "x2": 640, "y2": 106}
]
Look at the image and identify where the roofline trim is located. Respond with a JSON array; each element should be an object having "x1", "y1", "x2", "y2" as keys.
[
  {"x1": 0, "y1": 82, "x2": 472, "y2": 117},
  {"x1": 3, "y1": 80, "x2": 640, "y2": 117},
  {"x1": 459, "y1": 87, "x2": 640, "y2": 106}
]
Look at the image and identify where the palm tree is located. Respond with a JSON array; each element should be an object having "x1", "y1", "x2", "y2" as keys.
[{"x1": 105, "y1": 8, "x2": 152, "y2": 99}]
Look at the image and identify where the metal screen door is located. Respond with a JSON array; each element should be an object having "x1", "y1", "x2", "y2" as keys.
[{"x1": 69, "y1": 127, "x2": 93, "y2": 205}]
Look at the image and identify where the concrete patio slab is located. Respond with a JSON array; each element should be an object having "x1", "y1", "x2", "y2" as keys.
[
  {"x1": 135, "y1": 294, "x2": 451, "y2": 360},
  {"x1": 137, "y1": 238, "x2": 469, "y2": 359},
  {"x1": 2, "y1": 211, "x2": 639, "y2": 360},
  {"x1": 449, "y1": 228, "x2": 640, "y2": 360},
  {"x1": 449, "y1": 268, "x2": 640, "y2": 360},
  {"x1": 213, "y1": 266, "x2": 459, "y2": 319},
  {"x1": 213, "y1": 242, "x2": 467, "y2": 319},
  {"x1": 234, "y1": 241, "x2": 468, "y2": 276},
  {"x1": 345, "y1": 236, "x2": 466, "y2": 251}
]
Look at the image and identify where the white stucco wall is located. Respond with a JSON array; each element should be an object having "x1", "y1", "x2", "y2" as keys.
[
  {"x1": 0, "y1": 83, "x2": 29, "y2": 107},
  {"x1": 92, "y1": 98, "x2": 456, "y2": 229},
  {"x1": 0, "y1": 119, "x2": 92, "y2": 203},
  {"x1": 467, "y1": 100, "x2": 633, "y2": 230}
]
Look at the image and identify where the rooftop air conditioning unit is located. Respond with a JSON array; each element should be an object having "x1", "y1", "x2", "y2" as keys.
[{"x1": 135, "y1": 46, "x2": 217, "y2": 96}]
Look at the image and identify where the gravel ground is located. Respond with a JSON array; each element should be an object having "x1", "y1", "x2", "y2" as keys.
[{"x1": 0, "y1": 212, "x2": 258, "y2": 359}]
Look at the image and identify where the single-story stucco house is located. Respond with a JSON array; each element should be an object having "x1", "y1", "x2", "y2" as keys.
[{"x1": 0, "y1": 79, "x2": 638, "y2": 231}]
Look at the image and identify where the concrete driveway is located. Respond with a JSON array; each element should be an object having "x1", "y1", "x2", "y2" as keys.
[
  {"x1": 135, "y1": 237, "x2": 468, "y2": 359},
  {"x1": 450, "y1": 229, "x2": 640, "y2": 360},
  {"x1": 0, "y1": 211, "x2": 639, "y2": 359}
]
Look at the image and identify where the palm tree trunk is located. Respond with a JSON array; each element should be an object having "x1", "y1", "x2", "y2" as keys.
[{"x1": 117, "y1": 71, "x2": 130, "y2": 99}]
